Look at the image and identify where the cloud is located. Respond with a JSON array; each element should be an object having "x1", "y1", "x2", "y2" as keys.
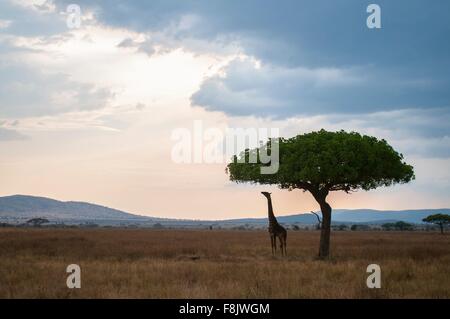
[
  {"x1": 0, "y1": 19, "x2": 12, "y2": 29},
  {"x1": 114, "y1": 14, "x2": 240, "y2": 58},
  {"x1": 0, "y1": 127, "x2": 27, "y2": 141},
  {"x1": 117, "y1": 37, "x2": 135, "y2": 48},
  {"x1": 0, "y1": 1, "x2": 114, "y2": 119},
  {"x1": 191, "y1": 57, "x2": 449, "y2": 118},
  {"x1": 135, "y1": 103, "x2": 146, "y2": 110},
  {"x1": 223, "y1": 106, "x2": 450, "y2": 160},
  {"x1": 52, "y1": 0, "x2": 450, "y2": 68},
  {"x1": 0, "y1": 0, "x2": 66, "y2": 37},
  {"x1": 0, "y1": 62, "x2": 114, "y2": 118},
  {"x1": 319, "y1": 108, "x2": 450, "y2": 158},
  {"x1": 2, "y1": 1, "x2": 449, "y2": 126},
  {"x1": 116, "y1": 36, "x2": 158, "y2": 56},
  {"x1": 48, "y1": 1, "x2": 450, "y2": 119},
  {"x1": 331, "y1": 108, "x2": 450, "y2": 139}
]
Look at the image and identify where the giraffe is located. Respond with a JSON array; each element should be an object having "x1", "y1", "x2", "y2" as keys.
[{"x1": 261, "y1": 192, "x2": 287, "y2": 256}]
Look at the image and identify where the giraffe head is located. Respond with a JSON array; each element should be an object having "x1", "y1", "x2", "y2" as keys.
[{"x1": 261, "y1": 191, "x2": 272, "y2": 198}]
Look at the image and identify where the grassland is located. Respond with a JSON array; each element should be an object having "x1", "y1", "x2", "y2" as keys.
[{"x1": 0, "y1": 228, "x2": 449, "y2": 298}]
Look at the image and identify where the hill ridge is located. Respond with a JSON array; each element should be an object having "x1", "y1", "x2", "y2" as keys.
[{"x1": 1, "y1": 194, "x2": 449, "y2": 225}]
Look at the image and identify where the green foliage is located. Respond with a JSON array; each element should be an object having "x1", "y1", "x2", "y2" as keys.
[
  {"x1": 382, "y1": 223, "x2": 395, "y2": 231},
  {"x1": 26, "y1": 218, "x2": 49, "y2": 226},
  {"x1": 152, "y1": 223, "x2": 164, "y2": 229},
  {"x1": 227, "y1": 129, "x2": 415, "y2": 194},
  {"x1": 422, "y1": 214, "x2": 450, "y2": 225},
  {"x1": 350, "y1": 224, "x2": 371, "y2": 231},
  {"x1": 382, "y1": 221, "x2": 414, "y2": 231}
]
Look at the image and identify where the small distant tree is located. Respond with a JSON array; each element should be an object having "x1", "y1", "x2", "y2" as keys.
[
  {"x1": 26, "y1": 218, "x2": 49, "y2": 227},
  {"x1": 382, "y1": 221, "x2": 413, "y2": 231},
  {"x1": 227, "y1": 130, "x2": 414, "y2": 258},
  {"x1": 382, "y1": 223, "x2": 395, "y2": 231},
  {"x1": 152, "y1": 223, "x2": 164, "y2": 229},
  {"x1": 394, "y1": 221, "x2": 414, "y2": 231},
  {"x1": 351, "y1": 224, "x2": 371, "y2": 231},
  {"x1": 423, "y1": 214, "x2": 450, "y2": 234}
]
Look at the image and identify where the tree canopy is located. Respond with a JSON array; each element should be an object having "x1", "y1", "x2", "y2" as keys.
[
  {"x1": 382, "y1": 221, "x2": 414, "y2": 231},
  {"x1": 423, "y1": 214, "x2": 450, "y2": 234},
  {"x1": 227, "y1": 129, "x2": 415, "y2": 196},
  {"x1": 26, "y1": 218, "x2": 50, "y2": 227}
]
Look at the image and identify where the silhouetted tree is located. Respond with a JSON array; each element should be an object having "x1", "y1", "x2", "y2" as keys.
[
  {"x1": 26, "y1": 218, "x2": 49, "y2": 227},
  {"x1": 227, "y1": 130, "x2": 414, "y2": 258},
  {"x1": 351, "y1": 224, "x2": 371, "y2": 231},
  {"x1": 423, "y1": 214, "x2": 450, "y2": 234},
  {"x1": 394, "y1": 221, "x2": 413, "y2": 231}
]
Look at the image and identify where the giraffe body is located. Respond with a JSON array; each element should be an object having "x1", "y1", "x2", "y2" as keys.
[{"x1": 261, "y1": 192, "x2": 287, "y2": 256}]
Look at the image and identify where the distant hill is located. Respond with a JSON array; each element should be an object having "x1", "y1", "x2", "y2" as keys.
[
  {"x1": 331, "y1": 209, "x2": 450, "y2": 224},
  {"x1": 0, "y1": 194, "x2": 448, "y2": 227},
  {"x1": 0, "y1": 195, "x2": 152, "y2": 223},
  {"x1": 219, "y1": 209, "x2": 450, "y2": 225},
  {"x1": 223, "y1": 214, "x2": 320, "y2": 225}
]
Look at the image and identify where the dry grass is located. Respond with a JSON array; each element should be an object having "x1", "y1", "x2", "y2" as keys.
[{"x1": 0, "y1": 228, "x2": 449, "y2": 298}]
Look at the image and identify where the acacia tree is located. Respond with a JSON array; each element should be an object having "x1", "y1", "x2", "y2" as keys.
[
  {"x1": 423, "y1": 214, "x2": 450, "y2": 234},
  {"x1": 26, "y1": 218, "x2": 49, "y2": 227},
  {"x1": 227, "y1": 130, "x2": 414, "y2": 258}
]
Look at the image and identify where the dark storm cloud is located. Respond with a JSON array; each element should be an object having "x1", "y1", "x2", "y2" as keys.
[{"x1": 51, "y1": 0, "x2": 450, "y2": 118}]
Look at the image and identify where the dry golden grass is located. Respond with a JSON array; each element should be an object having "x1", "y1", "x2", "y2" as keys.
[{"x1": 0, "y1": 228, "x2": 449, "y2": 298}]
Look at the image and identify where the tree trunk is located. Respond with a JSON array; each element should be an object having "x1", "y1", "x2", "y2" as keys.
[
  {"x1": 318, "y1": 201, "x2": 332, "y2": 259},
  {"x1": 440, "y1": 223, "x2": 444, "y2": 235}
]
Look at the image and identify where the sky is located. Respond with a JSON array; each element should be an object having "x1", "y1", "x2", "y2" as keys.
[{"x1": 0, "y1": 0, "x2": 449, "y2": 219}]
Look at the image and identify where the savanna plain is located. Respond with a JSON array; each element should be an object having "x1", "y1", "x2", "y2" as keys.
[{"x1": 0, "y1": 228, "x2": 449, "y2": 298}]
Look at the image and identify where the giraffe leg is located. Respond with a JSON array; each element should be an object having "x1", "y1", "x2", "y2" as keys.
[
  {"x1": 284, "y1": 238, "x2": 287, "y2": 256},
  {"x1": 270, "y1": 235, "x2": 275, "y2": 255},
  {"x1": 279, "y1": 237, "x2": 284, "y2": 256},
  {"x1": 273, "y1": 235, "x2": 277, "y2": 254}
]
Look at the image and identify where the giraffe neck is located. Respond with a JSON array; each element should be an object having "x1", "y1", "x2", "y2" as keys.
[{"x1": 266, "y1": 196, "x2": 279, "y2": 226}]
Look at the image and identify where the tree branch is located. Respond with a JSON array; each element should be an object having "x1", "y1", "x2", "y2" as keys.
[
  {"x1": 310, "y1": 211, "x2": 322, "y2": 224},
  {"x1": 295, "y1": 182, "x2": 313, "y2": 191},
  {"x1": 328, "y1": 184, "x2": 354, "y2": 193}
]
